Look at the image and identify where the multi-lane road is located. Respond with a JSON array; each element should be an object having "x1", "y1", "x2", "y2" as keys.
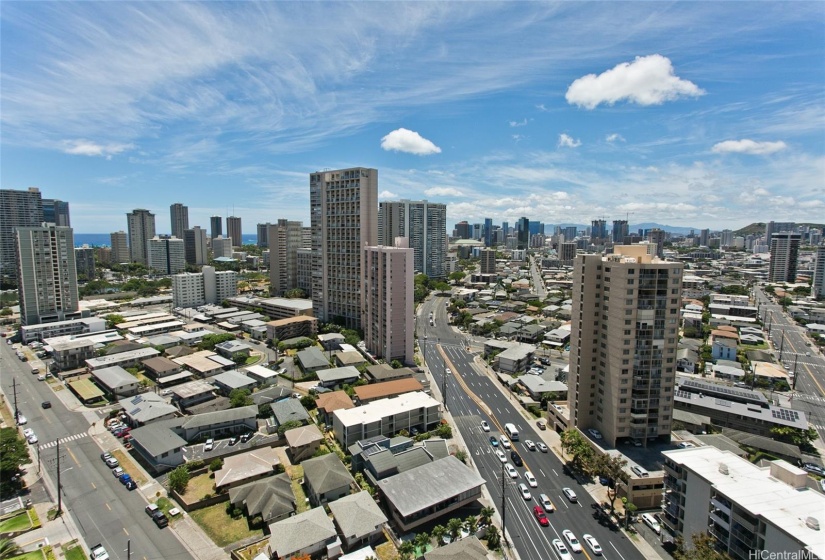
[
  {"x1": 419, "y1": 296, "x2": 643, "y2": 560},
  {"x1": 1, "y1": 340, "x2": 194, "y2": 560}
]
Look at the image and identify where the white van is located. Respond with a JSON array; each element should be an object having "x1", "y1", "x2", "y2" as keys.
[
  {"x1": 641, "y1": 513, "x2": 661, "y2": 534},
  {"x1": 631, "y1": 465, "x2": 649, "y2": 478},
  {"x1": 504, "y1": 423, "x2": 519, "y2": 441}
]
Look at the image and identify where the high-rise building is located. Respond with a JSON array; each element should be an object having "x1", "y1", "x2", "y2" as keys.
[
  {"x1": 559, "y1": 242, "x2": 577, "y2": 266},
  {"x1": 765, "y1": 221, "x2": 795, "y2": 241},
  {"x1": 256, "y1": 223, "x2": 271, "y2": 248},
  {"x1": 662, "y1": 447, "x2": 824, "y2": 560},
  {"x1": 210, "y1": 216, "x2": 222, "y2": 240},
  {"x1": 699, "y1": 228, "x2": 710, "y2": 247},
  {"x1": 454, "y1": 221, "x2": 471, "y2": 239},
  {"x1": 227, "y1": 216, "x2": 242, "y2": 248},
  {"x1": 268, "y1": 219, "x2": 305, "y2": 296},
  {"x1": 126, "y1": 209, "x2": 156, "y2": 265},
  {"x1": 813, "y1": 246, "x2": 825, "y2": 299},
  {"x1": 172, "y1": 266, "x2": 237, "y2": 308},
  {"x1": 720, "y1": 230, "x2": 734, "y2": 247},
  {"x1": 563, "y1": 226, "x2": 578, "y2": 241},
  {"x1": 378, "y1": 200, "x2": 447, "y2": 279},
  {"x1": 480, "y1": 248, "x2": 496, "y2": 275},
  {"x1": 183, "y1": 226, "x2": 208, "y2": 265},
  {"x1": 768, "y1": 232, "x2": 801, "y2": 283},
  {"x1": 42, "y1": 199, "x2": 71, "y2": 227},
  {"x1": 296, "y1": 248, "x2": 313, "y2": 296},
  {"x1": 647, "y1": 228, "x2": 666, "y2": 258},
  {"x1": 110, "y1": 231, "x2": 129, "y2": 264},
  {"x1": 568, "y1": 245, "x2": 683, "y2": 447},
  {"x1": 591, "y1": 219, "x2": 608, "y2": 242},
  {"x1": 74, "y1": 246, "x2": 96, "y2": 281},
  {"x1": 16, "y1": 224, "x2": 80, "y2": 326},
  {"x1": 1, "y1": 187, "x2": 44, "y2": 287},
  {"x1": 169, "y1": 203, "x2": 189, "y2": 240},
  {"x1": 501, "y1": 222, "x2": 509, "y2": 237},
  {"x1": 363, "y1": 237, "x2": 414, "y2": 365},
  {"x1": 211, "y1": 236, "x2": 234, "y2": 259},
  {"x1": 516, "y1": 217, "x2": 530, "y2": 249},
  {"x1": 612, "y1": 220, "x2": 629, "y2": 244},
  {"x1": 310, "y1": 167, "x2": 378, "y2": 328},
  {"x1": 148, "y1": 236, "x2": 186, "y2": 275},
  {"x1": 483, "y1": 218, "x2": 493, "y2": 247}
]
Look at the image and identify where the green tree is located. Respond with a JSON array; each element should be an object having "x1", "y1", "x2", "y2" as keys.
[
  {"x1": 198, "y1": 333, "x2": 237, "y2": 351},
  {"x1": 168, "y1": 465, "x2": 190, "y2": 493},
  {"x1": 0, "y1": 537, "x2": 23, "y2": 560},
  {"x1": 447, "y1": 517, "x2": 464, "y2": 541},
  {"x1": 479, "y1": 506, "x2": 495, "y2": 527},
  {"x1": 770, "y1": 426, "x2": 819, "y2": 450},
  {"x1": 390, "y1": 360, "x2": 403, "y2": 369},
  {"x1": 463, "y1": 515, "x2": 478, "y2": 536},
  {"x1": 622, "y1": 497, "x2": 637, "y2": 529},
  {"x1": 559, "y1": 429, "x2": 595, "y2": 473},
  {"x1": 449, "y1": 271, "x2": 466, "y2": 283},
  {"x1": 0, "y1": 428, "x2": 31, "y2": 478},
  {"x1": 674, "y1": 532, "x2": 730, "y2": 560},
  {"x1": 435, "y1": 423, "x2": 452, "y2": 439},
  {"x1": 454, "y1": 450, "x2": 468, "y2": 464},
  {"x1": 414, "y1": 531, "x2": 430, "y2": 554},
  {"x1": 277, "y1": 420, "x2": 302, "y2": 437},
  {"x1": 0, "y1": 308, "x2": 12, "y2": 317},
  {"x1": 209, "y1": 458, "x2": 224, "y2": 472},
  {"x1": 229, "y1": 388, "x2": 253, "y2": 408},
  {"x1": 398, "y1": 541, "x2": 416, "y2": 560},
  {"x1": 300, "y1": 395, "x2": 318, "y2": 410},
  {"x1": 103, "y1": 313, "x2": 125, "y2": 329},
  {"x1": 431, "y1": 525, "x2": 447, "y2": 547},
  {"x1": 778, "y1": 296, "x2": 793, "y2": 310},
  {"x1": 484, "y1": 525, "x2": 501, "y2": 550},
  {"x1": 593, "y1": 453, "x2": 629, "y2": 511}
]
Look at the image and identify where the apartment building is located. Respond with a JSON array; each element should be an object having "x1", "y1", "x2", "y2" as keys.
[
  {"x1": 148, "y1": 236, "x2": 185, "y2": 275},
  {"x1": 172, "y1": 266, "x2": 238, "y2": 308},
  {"x1": 210, "y1": 216, "x2": 222, "y2": 239},
  {"x1": 568, "y1": 245, "x2": 683, "y2": 447},
  {"x1": 268, "y1": 219, "x2": 305, "y2": 296},
  {"x1": 662, "y1": 447, "x2": 823, "y2": 560},
  {"x1": 769, "y1": 232, "x2": 801, "y2": 283},
  {"x1": 296, "y1": 248, "x2": 313, "y2": 296},
  {"x1": 0, "y1": 187, "x2": 43, "y2": 287},
  {"x1": 183, "y1": 226, "x2": 208, "y2": 265},
  {"x1": 16, "y1": 224, "x2": 81, "y2": 326},
  {"x1": 169, "y1": 203, "x2": 189, "y2": 239},
  {"x1": 331, "y1": 391, "x2": 441, "y2": 448},
  {"x1": 378, "y1": 200, "x2": 447, "y2": 279},
  {"x1": 74, "y1": 246, "x2": 96, "y2": 280},
  {"x1": 110, "y1": 231, "x2": 129, "y2": 264},
  {"x1": 42, "y1": 198, "x2": 71, "y2": 227},
  {"x1": 127, "y1": 209, "x2": 156, "y2": 265},
  {"x1": 363, "y1": 238, "x2": 414, "y2": 365},
  {"x1": 211, "y1": 236, "x2": 234, "y2": 259},
  {"x1": 310, "y1": 167, "x2": 378, "y2": 328},
  {"x1": 480, "y1": 248, "x2": 496, "y2": 275},
  {"x1": 813, "y1": 245, "x2": 825, "y2": 299},
  {"x1": 227, "y1": 216, "x2": 242, "y2": 247}
]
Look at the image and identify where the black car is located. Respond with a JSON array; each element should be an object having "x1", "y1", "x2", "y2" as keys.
[
  {"x1": 240, "y1": 432, "x2": 252, "y2": 443},
  {"x1": 125, "y1": 480, "x2": 137, "y2": 491},
  {"x1": 152, "y1": 510, "x2": 168, "y2": 528},
  {"x1": 229, "y1": 436, "x2": 239, "y2": 446},
  {"x1": 510, "y1": 451, "x2": 523, "y2": 467},
  {"x1": 41, "y1": 401, "x2": 52, "y2": 409},
  {"x1": 802, "y1": 463, "x2": 825, "y2": 476}
]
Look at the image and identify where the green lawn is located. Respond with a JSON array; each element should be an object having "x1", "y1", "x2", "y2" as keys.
[
  {"x1": 10, "y1": 551, "x2": 45, "y2": 560},
  {"x1": 190, "y1": 503, "x2": 263, "y2": 547},
  {"x1": 0, "y1": 510, "x2": 33, "y2": 533},
  {"x1": 63, "y1": 545, "x2": 86, "y2": 560}
]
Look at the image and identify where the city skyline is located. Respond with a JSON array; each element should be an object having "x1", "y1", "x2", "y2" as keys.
[{"x1": 2, "y1": 2, "x2": 823, "y2": 232}]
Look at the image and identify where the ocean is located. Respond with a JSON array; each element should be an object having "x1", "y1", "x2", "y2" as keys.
[{"x1": 74, "y1": 234, "x2": 258, "y2": 247}]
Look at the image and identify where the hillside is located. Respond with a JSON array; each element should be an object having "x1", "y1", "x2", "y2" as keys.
[{"x1": 734, "y1": 222, "x2": 825, "y2": 236}]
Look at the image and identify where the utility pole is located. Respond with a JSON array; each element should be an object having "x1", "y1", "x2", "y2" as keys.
[
  {"x1": 792, "y1": 354, "x2": 799, "y2": 391},
  {"x1": 56, "y1": 439, "x2": 62, "y2": 516},
  {"x1": 779, "y1": 332, "x2": 785, "y2": 362},
  {"x1": 500, "y1": 461, "x2": 507, "y2": 545},
  {"x1": 12, "y1": 378, "x2": 19, "y2": 423},
  {"x1": 442, "y1": 366, "x2": 448, "y2": 412},
  {"x1": 127, "y1": 539, "x2": 131, "y2": 560}
]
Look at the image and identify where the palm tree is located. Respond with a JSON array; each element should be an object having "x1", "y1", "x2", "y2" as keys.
[
  {"x1": 0, "y1": 538, "x2": 22, "y2": 560},
  {"x1": 484, "y1": 525, "x2": 501, "y2": 550},
  {"x1": 464, "y1": 515, "x2": 479, "y2": 536},
  {"x1": 431, "y1": 525, "x2": 447, "y2": 547},
  {"x1": 398, "y1": 541, "x2": 416, "y2": 560},
  {"x1": 414, "y1": 531, "x2": 430, "y2": 554},
  {"x1": 479, "y1": 506, "x2": 495, "y2": 527},
  {"x1": 447, "y1": 517, "x2": 464, "y2": 541}
]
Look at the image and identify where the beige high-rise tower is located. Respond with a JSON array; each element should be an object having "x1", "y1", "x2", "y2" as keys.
[
  {"x1": 568, "y1": 245, "x2": 683, "y2": 447},
  {"x1": 268, "y1": 219, "x2": 306, "y2": 296},
  {"x1": 310, "y1": 167, "x2": 378, "y2": 328}
]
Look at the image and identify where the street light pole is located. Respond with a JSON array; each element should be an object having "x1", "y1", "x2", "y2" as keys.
[
  {"x1": 56, "y1": 439, "x2": 62, "y2": 517},
  {"x1": 500, "y1": 461, "x2": 507, "y2": 545},
  {"x1": 792, "y1": 354, "x2": 799, "y2": 391},
  {"x1": 779, "y1": 332, "x2": 785, "y2": 362}
]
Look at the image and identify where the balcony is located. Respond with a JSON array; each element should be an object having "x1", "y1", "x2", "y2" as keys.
[
  {"x1": 711, "y1": 497, "x2": 731, "y2": 514},
  {"x1": 709, "y1": 511, "x2": 730, "y2": 530}
]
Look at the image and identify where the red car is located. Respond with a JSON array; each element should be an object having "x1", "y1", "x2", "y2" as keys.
[{"x1": 533, "y1": 505, "x2": 549, "y2": 527}]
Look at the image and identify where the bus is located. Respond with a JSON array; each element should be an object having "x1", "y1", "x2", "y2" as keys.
[{"x1": 504, "y1": 423, "x2": 519, "y2": 441}]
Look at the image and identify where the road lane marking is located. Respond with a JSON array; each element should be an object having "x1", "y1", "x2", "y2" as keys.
[
  {"x1": 106, "y1": 503, "x2": 111, "y2": 511},
  {"x1": 123, "y1": 527, "x2": 129, "y2": 536},
  {"x1": 539, "y1": 468, "x2": 546, "y2": 478},
  {"x1": 610, "y1": 541, "x2": 627, "y2": 560},
  {"x1": 552, "y1": 469, "x2": 558, "y2": 477},
  {"x1": 67, "y1": 446, "x2": 80, "y2": 467}
]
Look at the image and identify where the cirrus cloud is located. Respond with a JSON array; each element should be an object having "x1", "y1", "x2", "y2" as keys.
[
  {"x1": 711, "y1": 139, "x2": 787, "y2": 155},
  {"x1": 566, "y1": 54, "x2": 704, "y2": 109},
  {"x1": 381, "y1": 128, "x2": 441, "y2": 155},
  {"x1": 558, "y1": 133, "x2": 582, "y2": 148},
  {"x1": 61, "y1": 139, "x2": 134, "y2": 158}
]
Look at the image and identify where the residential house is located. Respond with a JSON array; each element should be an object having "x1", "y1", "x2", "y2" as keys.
[
  {"x1": 363, "y1": 363, "x2": 414, "y2": 384},
  {"x1": 177, "y1": 405, "x2": 258, "y2": 440},
  {"x1": 334, "y1": 351, "x2": 367, "y2": 368},
  {"x1": 229, "y1": 473, "x2": 295, "y2": 525},
  {"x1": 302, "y1": 453, "x2": 355, "y2": 506},
  {"x1": 423, "y1": 537, "x2": 487, "y2": 560},
  {"x1": 296, "y1": 346, "x2": 331, "y2": 373},
  {"x1": 353, "y1": 378, "x2": 423, "y2": 404},
  {"x1": 91, "y1": 366, "x2": 141, "y2": 398},
  {"x1": 266, "y1": 507, "x2": 340, "y2": 560},
  {"x1": 212, "y1": 370, "x2": 257, "y2": 395},
  {"x1": 268, "y1": 399, "x2": 310, "y2": 433},
  {"x1": 316, "y1": 390, "x2": 355, "y2": 426},
  {"x1": 215, "y1": 447, "x2": 280, "y2": 490},
  {"x1": 676, "y1": 348, "x2": 698, "y2": 373},
  {"x1": 318, "y1": 333, "x2": 345, "y2": 351},
  {"x1": 215, "y1": 340, "x2": 252, "y2": 360},
  {"x1": 48, "y1": 338, "x2": 96, "y2": 372},
  {"x1": 328, "y1": 492, "x2": 388, "y2": 551},
  {"x1": 316, "y1": 366, "x2": 361, "y2": 389},
  {"x1": 284, "y1": 424, "x2": 324, "y2": 463},
  {"x1": 332, "y1": 392, "x2": 441, "y2": 448},
  {"x1": 119, "y1": 393, "x2": 178, "y2": 427},
  {"x1": 495, "y1": 343, "x2": 536, "y2": 374},
  {"x1": 710, "y1": 330, "x2": 738, "y2": 361},
  {"x1": 172, "y1": 379, "x2": 216, "y2": 410}
]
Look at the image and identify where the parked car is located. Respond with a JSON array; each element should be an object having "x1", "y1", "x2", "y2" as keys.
[
  {"x1": 204, "y1": 438, "x2": 214, "y2": 451},
  {"x1": 125, "y1": 480, "x2": 137, "y2": 491},
  {"x1": 16, "y1": 414, "x2": 27, "y2": 425},
  {"x1": 145, "y1": 504, "x2": 160, "y2": 516},
  {"x1": 112, "y1": 467, "x2": 124, "y2": 478},
  {"x1": 677, "y1": 442, "x2": 694, "y2": 449},
  {"x1": 119, "y1": 473, "x2": 132, "y2": 485},
  {"x1": 151, "y1": 510, "x2": 168, "y2": 528},
  {"x1": 588, "y1": 428, "x2": 603, "y2": 440},
  {"x1": 533, "y1": 505, "x2": 549, "y2": 526},
  {"x1": 89, "y1": 543, "x2": 110, "y2": 560},
  {"x1": 583, "y1": 534, "x2": 602, "y2": 555},
  {"x1": 536, "y1": 419, "x2": 547, "y2": 430},
  {"x1": 563, "y1": 530, "x2": 582, "y2": 553},
  {"x1": 240, "y1": 432, "x2": 253, "y2": 443},
  {"x1": 229, "y1": 436, "x2": 239, "y2": 446},
  {"x1": 105, "y1": 457, "x2": 119, "y2": 468},
  {"x1": 801, "y1": 463, "x2": 825, "y2": 476},
  {"x1": 641, "y1": 513, "x2": 661, "y2": 534}
]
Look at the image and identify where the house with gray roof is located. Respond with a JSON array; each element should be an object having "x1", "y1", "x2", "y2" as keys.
[
  {"x1": 91, "y1": 366, "x2": 141, "y2": 397},
  {"x1": 128, "y1": 418, "x2": 187, "y2": 472},
  {"x1": 212, "y1": 370, "x2": 257, "y2": 395},
  {"x1": 316, "y1": 366, "x2": 361, "y2": 388},
  {"x1": 284, "y1": 424, "x2": 324, "y2": 463},
  {"x1": 268, "y1": 399, "x2": 310, "y2": 432},
  {"x1": 302, "y1": 453, "x2": 355, "y2": 506},
  {"x1": 318, "y1": 332, "x2": 345, "y2": 351},
  {"x1": 229, "y1": 472, "x2": 295, "y2": 524},
  {"x1": 328, "y1": 491, "x2": 388, "y2": 551},
  {"x1": 178, "y1": 405, "x2": 258, "y2": 440},
  {"x1": 424, "y1": 536, "x2": 487, "y2": 560},
  {"x1": 251, "y1": 386, "x2": 292, "y2": 407},
  {"x1": 496, "y1": 343, "x2": 536, "y2": 374},
  {"x1": 517, "y1": 376, "x2": 567, "y2": 400},
  {"x1": 377, "y1": 456, "x2": 486, "y2": 531},
  {"x1": 296, "y1": 346, "x2": 331, "y2": 373},
  {"x1": 266, "y1": 506, "x2": 340, "y2": 560},
  {"x1": 119, "y1": 392, "x2": 178, "y2": 426},
  {"x1": 215, "y1": 340, "x2": 253, "y2": 359},
  {"x1": 363, "y1": 363, "x2": 414, "y2": 384}
]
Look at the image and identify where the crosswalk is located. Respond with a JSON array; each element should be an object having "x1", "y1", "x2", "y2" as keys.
[{"x1": 39, "y1": 432, "x2": 88, "y2": 450}]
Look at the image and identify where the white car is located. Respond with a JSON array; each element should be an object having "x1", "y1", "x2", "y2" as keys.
[
  {"x1": 641, "y1": 513, "x2": 661, "y2": 534},
  {"x1": 518, "y1": 483, "x2": 532, "y2": 500},
  {"x1": 499, "y1": 435, "x2": 511, "y2": 449},
  {"x1": 23, "y1": 428, "x2": 34, "y2": 438},
  {"x1": 552, "y1": 539, "x2": 572, "y2": 560},
  {"x1": 563, "y1": 530, "x2": 582, "y2": 553},
  {"x1": 588, "y1": 428, "x2": 603, "y2": 440},
  {"x1": 480, "y1": 420, "x2": 491, "y2": 432},
  {"x1": 90, "y1": 544, "x2": 110, "y2": 560},
  {"x1": 204, "y1": 438, "x2": 214, "y2": 451},
  {"x1": 16, "y1": 414, "x2": 27, "y2": 425},
  {"x1": 677, "y1": 442, "x2": 694, "y2": 448},
  {"x1": 583, "y1": 534, "x2": 602, "y2": 556},
  {"x1": 562, "y1": 487, "x2": 577, "y2": 502},
  {"x1": 524, "y1": 471, "x2": 538, "y2": 487},
  {"x1": 524, "y1": 439, "x2": 536, "y2": 451},
  {"x1": 540, "y1": 493, "x2": 555, "y2": 512},
  {"x1": 496, "y1": 450, "x2": 507, "y2": 463},
  {"x1": 537, "y1": 442, "x2": 549, "y2": 453},
  {"x1": 505, "y1": 464, "x2": 519, "y2": 478}
]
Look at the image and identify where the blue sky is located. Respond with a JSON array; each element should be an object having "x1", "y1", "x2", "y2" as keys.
[{"x1": 2, "y1": 2, "x2": 823, "y2": 234}]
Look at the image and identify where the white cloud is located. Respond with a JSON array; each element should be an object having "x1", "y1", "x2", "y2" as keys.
[
  {"x1": 566, "y1": 54, "x2": 705, "y2": 109},
  {"x1": 378, "y1": 190, "x2": 399, "y2": 199},
  {"x1": 606, "y1": 133, "x2": 625, "y2": 143},
  {"x1": 512, "y1": 134, "x2": 524, "y2": 142},
  {"x1": 558, "y1": 133, "x2": 582, "y2": 148},
  {"x1": 424, "y1": 187, "x2": 464, "y2": 197},
  {"x1": 509, "y1": 119, "x2": 528, "y2": 127},
  {"x1": 535, "y1": 104, "x2": 549, "y2": 112},
  {"x1": 711, "y1": 139, "x2": 787, "y2": 155},
  {"x1": 61, "y1": 139, "x2": 134, "y2": 158},
  {"x1": 380, "y1": 128, "x2": 441, "y2": 155}
]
